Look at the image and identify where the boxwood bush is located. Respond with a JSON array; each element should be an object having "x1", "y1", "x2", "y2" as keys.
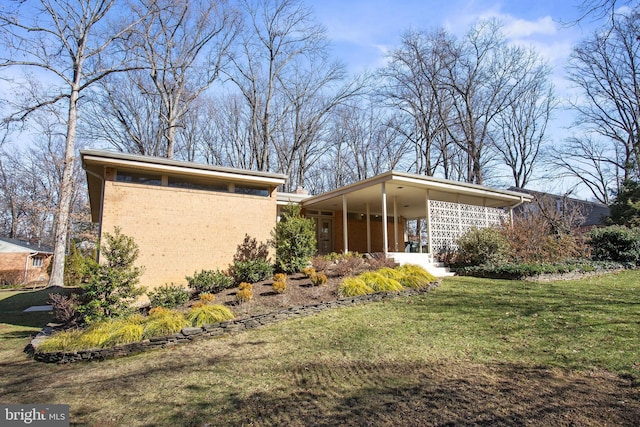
[
  {"x1": 588, "y1": 225, "x2": 640, "y2": 263},
  {"x1": 186, "y1": 269, "x2": 234, "y2": 294}
]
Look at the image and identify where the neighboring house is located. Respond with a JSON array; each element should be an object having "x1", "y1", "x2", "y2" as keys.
[
  {"x1": 0, "y1": 237, "x2": 53, "y2": 286},
  {"x1": 81, "y1": 150, "x2": 532, "y2": 288},
  {"x1": 509, "y1": 188, "x2": 610, "y2": 232}
]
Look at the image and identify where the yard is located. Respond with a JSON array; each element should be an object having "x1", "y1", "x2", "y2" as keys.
[{"x1": 0, "y1": 271, "x2": 639, "y2": 426}]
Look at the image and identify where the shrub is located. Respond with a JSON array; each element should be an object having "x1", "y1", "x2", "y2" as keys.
[
  {"x1": 273, "y1": 273, "x2": 287, "y2": 283},
  {"x1": 236, "y1": 282, "x2": 253, "y2": 303},
  {"x1": 272, "y1": 280, "x2": 286, "y2": 294},
  {"x1": 143, "y1": 309, "x2": 189, "y2": 338},
  {"x1": 186, "y1": 304, "x2": 234, "y2": 327},
  {"x1": 311, "y1": 256, "x2": 330, "y2": 272},
  {"x1": 186, "y1": 269, "x2": 234, "y2": 294},
  {"x1": 588, "y1": 225, "x2": 640, "y2": 263},
  {"x1": 301, "y1": 267, "x2": 316, "y2": 277},
  {"x1": 358, "y1": 272, "x2": 404, "y2": 292},
  {"x1": 233, "y1": 234, "x2": 270, "y2": 263},
  {"x1": 333, "y1": 256, "x2": 364, "y2": 276},
  {"x1": 77, "y1": 227, "x2": 145, "y2": 323},
  {"x1": 272, "y1": 204, "x2": 317, "y2": 273},
  {"x1": 236, "y1": 288, "x2": 253, "y2": 303},
  {"x1": 455, "y1": 227, "x2": 510, "y2": 267},
  {"x1": 147, "y1": 284, "x2": 190, "y2": 309},
  {"x1": 229, "y1": 259, "x2": 273, "y2": 284},
  {"x1": 199, "y1": 293, "x2": 216, "y2": 304},
  {"x1": 310, "y1": 272, "x2": 327, "y2": 286},
  {"x1": 338, "y1": 277, "x2": 374, "y2": 297},
  {"x1": 48, "y1": 292, "x2": 81, "y2": 327},
  {"x1": 64, "y1": 242, "x2": 98, "y2": 287}
]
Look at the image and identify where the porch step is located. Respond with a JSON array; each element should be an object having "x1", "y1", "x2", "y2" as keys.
[{"x1": 387, "y1": 252, "x2": 454, "y2": 277}]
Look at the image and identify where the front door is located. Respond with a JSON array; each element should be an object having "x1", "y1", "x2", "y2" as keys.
[{"x1": 316, "y1": 218, "x2": 333, "y2": 255}]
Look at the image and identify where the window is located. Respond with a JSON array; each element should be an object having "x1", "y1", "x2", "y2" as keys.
[
  {"x1": 168, "y1": 176, "x2": 228, "y2": 192},
  {"x1": 32, "y1": 256, "x2": 43, "y2": 268},
  {"x1": 116, "y1": 171, "x2": 162, "y2": 186},
  {"x1": 234, "y1": 185, "x2": 269, "y2": 197}
]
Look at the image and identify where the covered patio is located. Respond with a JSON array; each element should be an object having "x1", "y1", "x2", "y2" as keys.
[{"x1": 301, "y1": 171, "x2": 532, "y2": 275}]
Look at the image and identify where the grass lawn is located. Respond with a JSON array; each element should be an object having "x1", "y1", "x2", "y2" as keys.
[{"x1": 0, "y1": 272, "x2": 638, "y2": 426}]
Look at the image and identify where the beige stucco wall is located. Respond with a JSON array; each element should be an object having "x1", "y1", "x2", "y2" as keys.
[{"x1": 100, "y1": 180, "x2": 277, "y2": 290}]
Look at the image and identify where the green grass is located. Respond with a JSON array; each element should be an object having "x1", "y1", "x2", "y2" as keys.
[{"x1": 0, "y1": 272, "x2": 638, "y2": 426}]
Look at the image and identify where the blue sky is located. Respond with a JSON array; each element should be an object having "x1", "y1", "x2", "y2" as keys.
[{"x1": 312, "y1": 0, "x2": 588, "y2": 79}]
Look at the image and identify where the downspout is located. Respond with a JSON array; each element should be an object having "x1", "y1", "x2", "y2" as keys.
[
  {"x1": 509, "y1": 196, "x2": 526, "y2": 224},
  {"x1": 24, "y1": 251, "x2": 38, "y2": 284}
]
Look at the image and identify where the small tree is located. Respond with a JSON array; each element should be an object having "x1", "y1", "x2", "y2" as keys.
[
  {"x1": 609, "y1": 179, "x2": 640, "y2": 228},
  {"x1": 78, "y1": 228, "x2": 144, "y2": 323},
  {"x1": 272, "y1": 204, "x2": 316, "y2": 273}
]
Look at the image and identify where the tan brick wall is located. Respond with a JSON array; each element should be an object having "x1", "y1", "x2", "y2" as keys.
[
  {"x1": 101, "y1": 181, "x2": 278, "y2": 290},
  {"x1": 0, "y1": 253, "x2": 51, "y2": 285}
]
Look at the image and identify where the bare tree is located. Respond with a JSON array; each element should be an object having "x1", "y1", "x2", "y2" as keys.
[
  {"x1": 226, "y1": 0, "x2": 329, "y2": 172},
  {"x1": 0, "y1": 0, "x2": 143, "y2": 287},
  {"x1": 126, "y1": 0, "x2": 240, "y2": 159},
  {"x1": 379, "y1": 29, "x2": 453, "y2": 177},
  {"x1": 494, "y1": 60, "x2": 556, "y2": 189},
  {"x1": 565, "y1": 9, "x2": 640, "y2": 191},
  {"x1": 547, "y1": 135, "x2": 621, "y2": 204}
]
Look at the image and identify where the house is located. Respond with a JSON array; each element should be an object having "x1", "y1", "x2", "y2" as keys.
[
  {"x1": 81, "y1": 150, "x2": 532, "y2": 288},
  {"x1": 0, "y1": 237, "x2": 53, "y2": 286},
  {"x1": 509, "y1": 188, "x2": 610, "y2": 232}
]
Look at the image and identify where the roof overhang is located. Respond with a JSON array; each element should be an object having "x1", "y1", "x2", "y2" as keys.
[
  {"x1": 302, "y1": 171, "x2": 532, "y2": 219},
  {"x1": 81, "y1": 150, "x2": 288, "y2": 222}
]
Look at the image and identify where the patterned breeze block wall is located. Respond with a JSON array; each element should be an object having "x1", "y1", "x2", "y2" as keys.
[{"x1": 429, "y1": 200, "x2": 509, "y2": 254}]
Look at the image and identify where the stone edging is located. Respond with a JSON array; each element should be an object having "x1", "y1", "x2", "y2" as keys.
[{"x1": 25, "y1": 282, "x2": 440, "y2": 364}]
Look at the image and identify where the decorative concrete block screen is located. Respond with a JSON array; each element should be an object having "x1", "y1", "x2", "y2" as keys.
[{"x1": 429, "y1": 200, "x2": 509, "y2": 254}]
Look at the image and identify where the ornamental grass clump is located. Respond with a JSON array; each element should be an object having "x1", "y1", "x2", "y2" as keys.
[
  {"x1": 338, "y1": 277, "x2": 374, "y2": 297},
  {"x1": 186, "y1": 304, "x2": 235, "y2": 327},
  {"x1": 236, "y1": 282, "x2": 253, "y2": 303},
  {"x1": 37, "y1": 329, "x2": 85, "y2": 352},
  {"x1": 359, "y1": 272, "x2": 404, "y2": 292},
  {"x1": 395, "y1": 264, "x2": 436, "y2": 289},
  {"x1": 142, "y1": 308, "x2": 189, "y2": 339},
  {"x1": 310, "y1": 272, "x2": 327, "y2": 286}
]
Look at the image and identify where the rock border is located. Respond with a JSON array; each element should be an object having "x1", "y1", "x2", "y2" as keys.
[{"x1": 25, "y1": 282, "x2": 440, "y2": 364}]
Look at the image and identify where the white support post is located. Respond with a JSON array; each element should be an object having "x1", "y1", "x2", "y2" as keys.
[
  {"x1": 366, "y1": 203, "x2": 371, "y2": 253},
  {"x1": 342, "y1": 194, "x2": 348, "y2": 254},
  {"x1": 393, "y1": 195, "x2": 398, "y2": 252},
  {"x1": 426, "y1": 190, "x2": 432, "y2": 255},
  {"x1": 381, "y1": 183, "x2": 388, "y2": 256}
]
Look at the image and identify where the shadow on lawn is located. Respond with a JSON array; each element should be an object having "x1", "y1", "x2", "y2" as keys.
[
  {"x1": 0, "y1": 287, "x2": 78, "y2": 329},
  {"x1": 168, "y1": 360, "x2": 640, "y2": 427}
]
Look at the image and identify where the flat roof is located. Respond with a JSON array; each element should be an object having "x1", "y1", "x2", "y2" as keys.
[
  {"x1": 302, "y1": 171, "x2": 532, "y2": 218},
  {"x1": 81, "y1": 150, "x2": 288, "y2": 222}
]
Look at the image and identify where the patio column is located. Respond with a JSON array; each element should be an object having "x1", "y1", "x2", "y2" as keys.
[
  {"x1": 342, "y1": 194, "x2": 348, "y2": 254},
  {"x1": 381, "y1": 183, "x2": 388, "y2": 255},
  {"x1": 366, "y1": 203, "x2": 371, "y2": 253},
  {"x1": 425, "y1": 190, "x2": 432, "y2": 254},
  {"x1": 393, "y1": 195, "x2": 399, "y2": 251}
]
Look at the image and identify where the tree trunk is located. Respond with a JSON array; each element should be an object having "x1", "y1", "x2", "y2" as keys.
[{"x1": 48, "y1": 86, "x2": 79, "y2": 287}]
